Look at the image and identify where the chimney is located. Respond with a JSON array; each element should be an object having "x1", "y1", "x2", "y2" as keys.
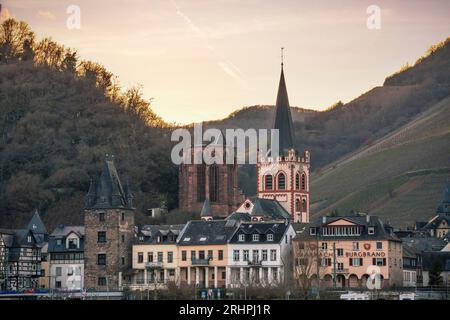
[
  {"x1": 322, "y1": 216, "x2": 327, "y2": 224},
  {"x1": 366, "y1": 215, "x2": 370, "y2": 223}
]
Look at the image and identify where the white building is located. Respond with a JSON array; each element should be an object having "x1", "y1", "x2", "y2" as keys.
[
  {"x1": 48, "y1": 226, "x2": 85, "y2": 291},
  {"x1": 226, "y1": 220, "x2": 295, "y2": 288}
]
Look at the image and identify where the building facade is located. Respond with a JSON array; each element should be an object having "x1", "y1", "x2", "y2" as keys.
[
  {"x1": 84, "y1": 156, "x2": 135, "y2": 291},
  {"x1": 257, "y1": 63, "x2": 310, "y2": 223},
  {"x1": 293, "y1": 215, "x2": 403, "y2": 289},
  {"x1": 48, "y1": 226, "x2": 85, "y2": 291},
  {"x1": 227, "y1": 221, "x2": 295, "y2": 288}
]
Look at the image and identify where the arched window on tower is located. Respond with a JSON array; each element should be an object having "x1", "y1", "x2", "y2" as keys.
[
  {"x1": 277, "y1": 172, "x2": 286, "y2": 190},
  {"x1": 301, "y1": 173, "x2": 307, "y2": 191},
  {"x1": 209, "y1": 165, "x2": 219, "y2": 202},
  {"x1": 295, "y1": 199, "x2": 301, "y2": 212},
  {"x1": 295, "y1": 173, "x2": 300, "y2": 190},
  {"x1": 302, "y1": 199, "x2": 307, "y2": 212},
  {"x1": 197, "y1": 165, "x2": 206, "y2": 202},
  {"x1": 265, "y1": 175, "x2": 273, "y2": 190}
]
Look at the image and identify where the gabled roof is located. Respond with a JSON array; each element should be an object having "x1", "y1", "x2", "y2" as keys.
[
  {"x1": 238, "y1": 197, "x2": 291, "y2": 220},
  {"x1": 273, "y1": 65, "x2": 295, "y2": 155},
  {"x1": 85, "y1": 156, "x2": 133, "y2": 209},
  {"x1": 136, "y1": 224, "x2": 185, "y2": 244},
  {"x1": 48, "y1": 226, "x2": 85, "y2": 253},
  {"x1": 230, "y1": 221, "x2": 290, "y2": 244},
  {"x1": 27, "y1": 209, "x2": 47, "y2": 235}
]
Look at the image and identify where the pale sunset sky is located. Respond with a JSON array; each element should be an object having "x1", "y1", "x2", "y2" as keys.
[{"x1": 2, "y1": 0, "x2": 449, "y2": 124}]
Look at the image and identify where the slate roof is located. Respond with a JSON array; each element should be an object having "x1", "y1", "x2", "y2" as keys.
[
  {"x1": 85, "y1": 156, "x2": 133, "y2": 209},
  {"x1": 402, "y1": 236, "x2": 447, "y2": 252},
  {"x1": 422, "y1": 214, "x2": 450, "y2": 230},
  {"x1": 295, "y1": 215, "x2": 401, "y2": 242},
  {"x1": 136, "y1": 224, "x2": 184, "y2": 244},
  {"x1": 243, "y1": 197, "x2": 291, "y2": 220},
  {"x1": 273, "y1": 64, "x2": 296, "y2": 155},
  {"x1": 27, "y1": 209, "x2": 47, "y2": 235},
  {"x1": 177, "y1": 220, "x2": 239, "y2": 245},
  {"x1": 48, "y1": 226, "x2": 85, "y2": 253},
  {"x1": 230, "y1": 221, "x2": 290, "y2": 244},
  {"x1": 226, "y1": 212, "x2": 252, "y2": 222},
  {"x1": 200, "y1": 199, "x2": 212, "y2": 217}
]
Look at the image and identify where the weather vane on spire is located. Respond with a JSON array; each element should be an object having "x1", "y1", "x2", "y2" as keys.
[{"x1": 281, "y1": 47, "x2": 284, "y2": 68}]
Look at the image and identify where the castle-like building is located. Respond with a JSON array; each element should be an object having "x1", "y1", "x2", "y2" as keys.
[{"x1": 257, "y1": 62, "x2": 310, "y2": 223}]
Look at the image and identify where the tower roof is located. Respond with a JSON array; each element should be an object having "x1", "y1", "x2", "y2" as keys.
[
  {"x1": 200, "y1": 198, "x2": 212, "y2": 217},
  {"x1": 273, "y1": 64, "x2": 296, "y2": 155},
  {"x1": 437, "y1": 180, "x2": 450, "y2": 214},
  {"x1": 85, "y1": 156, "x2": 133, "y2": 209},
  {"x1": 27, "y1": 209, "x2": 47, "y2": 235},
  {"x1": 250, "y1": 198, "x2": 265, "y2": 216}
]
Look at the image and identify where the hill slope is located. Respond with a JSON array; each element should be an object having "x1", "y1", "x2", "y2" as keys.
[{"x1": 310, "y1": 96, "x2": 450, "y2": 227}]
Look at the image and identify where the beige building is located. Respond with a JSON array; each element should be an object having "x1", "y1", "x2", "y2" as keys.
[{"x1": 293, "y1": 215, "x2": 403, "y2": 289}]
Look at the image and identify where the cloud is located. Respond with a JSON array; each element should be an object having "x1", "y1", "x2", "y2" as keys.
[
  {"x1": 37, "y1": 10, "x2": 56, "y2": 20},
  {"x1": 0, "y1": 7, "x2": 11, "y2": 20}
]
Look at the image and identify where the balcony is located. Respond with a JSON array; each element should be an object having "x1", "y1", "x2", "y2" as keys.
[
  {"x1": 247, "y1": 260, "x2": 262, "y2": 266},
  {"x1": 336, "y1": 268, "x2": 349, "y2": 274},
  {"x1": 145, "y1": 261, "x2": 164, "y2": 269},
  {"x1": 191, "y1": 257, "x2": 211, "y2": 266}
]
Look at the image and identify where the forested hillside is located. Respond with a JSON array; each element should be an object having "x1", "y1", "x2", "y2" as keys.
[{"x1": 0, "y1": 19, "x2": 178, "y2": 229}]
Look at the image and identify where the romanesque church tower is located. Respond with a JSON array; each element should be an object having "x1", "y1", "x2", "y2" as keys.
[
  {"x1": 84, "y1": 156, "x2": 135, "y2": 291},
  {"x1": 179, "y1": 143, "x2": 244, "y2": 217},
  {"x1": 257, "y1": 62, "x2": 310, "y2": 223}
]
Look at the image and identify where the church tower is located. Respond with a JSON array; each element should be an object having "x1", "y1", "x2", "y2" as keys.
[
  {"x1": 84, "y1": 155, "x2": 135, "y2": 291},
  {"x1": 257, "y1": 56, "x2": 311, "y2": 223}
]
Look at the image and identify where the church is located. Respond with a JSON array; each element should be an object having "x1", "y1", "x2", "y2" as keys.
[{"x1": 179, "y1": 59, "x2": 311, "y2": 223}]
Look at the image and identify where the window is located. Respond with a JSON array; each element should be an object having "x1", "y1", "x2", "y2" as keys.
[
  {"x1": 191, "y1": 251, "x2": 196, "y2": 260},
  {"x1": 277, "y1": 173, "x2": 286, "y2": 190},
  {"x1": 295, "y1": 173, "x2": 300, "y2": 190},
  {"x1": 148, "y1": 252, "x2": 153, "y2": 262},
  {"x1": 138, "y1": 252, "x2": 143, "y2": 263},
  {"x1": 310, "y1": 228, "x2": 316, "y2": 236},
  {"x1": 168, "y1": 252, "x2": 173, "y2": 263},
  {"x1": 265, "y1": 175, "x2": 273, "y2": 190},
  {"x1": 157, "y1": 252, "x2": 163, "y2": 263},
  {"x1": 243, "y1": 250, "x2": 249, "y2": 261},
  {"x1": 121, "y1": 257, "x2": 125, "y2": 265},
  {"x1": 121, "y1": 234, "x2": 125, "y2": 243},
  {"x1": 209, "y1": 165, "x2": 219, "y2": 202},
  {"x1": 252, "y1": 234, "x2": 260, "y2": 242},
  {"x1": 252, "y1": 250, "x2": 259, "y2": 262},
  {"x1": 350, "y1": 258, "x2": 363, "y2": 266},
  {"x1": 197, "y1": 165, "x2": 206, "y2": 202},
  {"x1": 321, "y1": 242, "x2": 328, "y2": 250},
  {"x1": 181, "y1": 251, "x2": 187, "y2": 261},
  {"x1": 272, "y1": 268, "x2": 278, "y2": 281},
  {"x1": 68, "y1": 238, "x2": 78, "y2": 249},
  {"x1": 99, "y1": 212, "x2": 105, "y2": 222},
  {"x1": 27, "y1": 235, "x2": 32, "y2": 243},
  {"x1": 373, "y1": 258, "x2": 386, "y2": 266},
  {"x1": 295, "y1": 199, "x2": 301, "y2": 212},
  {"x1": 267, "y1": 234, "x2": 274, "y2": 241},
  {"x1": 337, "y1": 248, "x2": 344, "y2": 257},
  {"x1": 98, "y1": 277, "x2": 107, "y2": 286},
  {"x1": 56, "y1": 281, "x2": 62, "y2": 289},
  {"x1": 207, "y1": 250, "x2": 213, "y2": 260},
  {"x1": 238, "y1": 234, "x2": 245, "y2": 242},
  {"x1": 218, "y1": 250, "x2": 224, "y2": 261},
  {"x1": 376, "y1": 242, "x2": 383, "y2": 250},
  {"x1": 301, "y1": 174, "x2": 306, "y2": 190},
  {"x1": 121, "y1": 212, "x2": 125, "y2": 221},
  {"x1": 368, "y1": 227, "x2": 375, "y2": 235},
  {"x1": 302, "y1": 199, "x2": 307, "y2": 212},
  {"x1": 352, "y1": 242, "x2": 359, "y2": 251},
  {"x1": 262, "y1": 250, "x2": 268, "y2": 261},
  {"x1": 321, "y1": 258, "x2": 331, "y2": 267},
  {"x1": 97, "y1": 254, "x2": 106, "y2": 265},
  {"x1": 56, "y1": 239, "x2": 62, "y2": 246},
  {"x1": 56, "y1": 267, "x2": 62, "y2": 276},
  {"x1": 199, "y1": 250, "x2": 205, "y2": 260},
  {"x1": 337, "y1": 263, "x2": 344, "y2": 271},
  {"x1": 97, "y1": 231, "x2": 106, "y2": 243},
  {"x1": 233, "y1": 250, "x2": 240, "y2": 261},
  {"x1": 270, "y1": 249, "x2": 277, "y2": 261}
]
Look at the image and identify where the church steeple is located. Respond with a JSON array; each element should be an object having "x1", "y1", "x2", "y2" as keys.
[{"x1": 273, "y1": 48, "x2": 295, "y2": 155}]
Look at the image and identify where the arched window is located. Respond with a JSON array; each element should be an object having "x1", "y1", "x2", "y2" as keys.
[
  {"x1": 209, "y1": 165, "x2": 219, "y2": 202},
  {"x1": 295, "y1": 199, "x2": 301, "y2": 212},
  {"x1": 301, "y1": 173, "x2": 306, "y2": 191},
  {"x1": 197, "y1": 165, "x2": 206, "y2": 202},
  {"x1": 277, "y1": 173, "x2": 286, "y2": 190},
  {"x1": 302, "y1": 199, "x2": 307, "y2": 212},
  {"x1": 295, "y1": 173, "x2": 300, "y2": 190},
  {"x1": 265, "y1": 175, "x2": 273, "y2": 190}
]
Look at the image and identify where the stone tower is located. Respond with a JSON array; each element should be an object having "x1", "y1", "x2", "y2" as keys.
[
  {"x1": 257, "y1": 62, "x2": 311, "y2": 223},
  {"x1": 84, "y1": 156, "x2": 134, "y2": 291},
  {"x1": 179, "y1": 142, "x2": 244, "y2": 217}
]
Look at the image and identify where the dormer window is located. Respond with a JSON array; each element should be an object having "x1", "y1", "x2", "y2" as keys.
[
  {"x1": 27, "y1": 235, "x2": 32, "y2": 243},
  {"x1": 68, "y1": 238, "x2": 78, "y2": 249},
  {"x1": 310, "y1": 227, "x2": 316, "y2": 236},
  {"x1": 368, "y1": 227, "x2": 375, "y2": 235},
  {"x1": 267, "y1": 234, "x2": 274, "y2": 241},
  {"x1": 199, "y1": 237, "x2": 207, "y2": 242},
  {"x1": 238, "y1": 234, "x2": 245, "y2": 242},
  {"x1": 56, "y1": 239, "x2": 62, "y2": 246},
  {"x1": 252, "y1": 234, "x2": 260, "y2": 242},
  {"x1": 184, "y1": 237, "x2": 191, "y2": 242},
  {"x1": 139, "y1": 236, "x2": 144, "y2": 242}
]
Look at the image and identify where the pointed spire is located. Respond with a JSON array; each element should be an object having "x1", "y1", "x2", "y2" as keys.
[
  {"x1": 273, "y1": 49, "x2": 296, "y2": 155},
  {"x1": 27, "y1": 209, "x2": 47, "y2": 235},
  {"x1": 200, "y1": 198, "x2": 213, "y2": 220}
]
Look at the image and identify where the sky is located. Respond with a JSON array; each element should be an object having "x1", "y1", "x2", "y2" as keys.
[{"x1": 1, "y1": 0, "x2": 449, "y2": 124}]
